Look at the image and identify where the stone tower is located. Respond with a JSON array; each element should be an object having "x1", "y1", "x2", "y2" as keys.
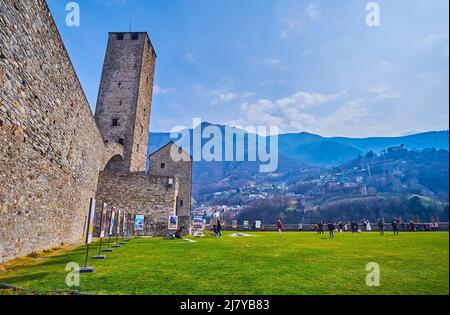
[{"x1": 95, "y1": 32, "x2": 157, "y2": 172}]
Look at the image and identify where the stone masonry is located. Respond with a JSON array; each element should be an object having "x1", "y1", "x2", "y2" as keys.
[
  {"x1": 96, "y1": 172, "x2": 179, "y2": 236},
  {"x1": 95, "y1": 32, "x2": 156, "y2": 173},
  {"x1": 149, "y1": 142, "x2": 192, "y2": 229},
  {"x1": 0, "y1": 0, "x2": 191, "y2": 262}
]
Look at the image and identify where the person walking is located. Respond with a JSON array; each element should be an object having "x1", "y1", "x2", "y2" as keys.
[
  {"x1": 327, "y1": 222, "x2": 336, "y2": 239},
  {"x1": 318, "y1": 221, "x2": 324, "y2": 235},
  {"x1": 378, "y1": 218, "x2": 385, "y2": 236},
  {"x1": 216, "y1": 220, "x2": 222, "y2": 238},
  {"x1": 277, "y1": 219, "x2": 283, "y2": 237},
  {"x1": 392, "y1": 217, "x2": 399, "y2": 236},
  {"x1": 338, "y1": 221, "x2": 344, "y2": 233}
]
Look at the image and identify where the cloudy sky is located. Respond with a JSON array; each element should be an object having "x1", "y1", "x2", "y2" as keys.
[{"x1": 47, "y1": 0, "x2": 449, "y2": 137}]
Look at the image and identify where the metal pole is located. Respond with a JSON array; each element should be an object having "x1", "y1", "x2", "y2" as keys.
[
  {"x1": 97, "y1": 237, "x2": 103, "y2": 256},
  {"x1": 84, "y1": 244, "x2": 90, "y2": 268}
]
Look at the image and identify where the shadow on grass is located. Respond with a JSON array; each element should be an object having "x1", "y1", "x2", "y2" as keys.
[{"x1": 0, "y1": 271, "x2": 50, "y2": 285}]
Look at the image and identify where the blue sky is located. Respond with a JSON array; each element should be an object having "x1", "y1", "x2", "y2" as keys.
[{"x1": 47, "y1": 0, "x2": 449, "y2": 137}]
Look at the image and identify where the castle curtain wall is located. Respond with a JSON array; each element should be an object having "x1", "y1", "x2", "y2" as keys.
[
  {"x1": 0, "y1": 0, "x2": 112, "y2": 262},
  {"x1": 95, "y1": 171, "x2": 179, "y2": 236}
]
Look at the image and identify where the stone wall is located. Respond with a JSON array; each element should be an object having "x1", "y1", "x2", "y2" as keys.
[
  {"x1": 95, "y1": 171, "x2": 179, "y2": 236},
  {"x1": 0, "y1": 0, "x2": 123, "y2": 262},
  {"x1": 149, "y1": 142, "x2": 192, "y2": 229}
]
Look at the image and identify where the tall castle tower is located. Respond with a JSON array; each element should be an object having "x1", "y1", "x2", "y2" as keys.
[{"x1": 95, "y1": 32, "x2": 157, "y2": 172}]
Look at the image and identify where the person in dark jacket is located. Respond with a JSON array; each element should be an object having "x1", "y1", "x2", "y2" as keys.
[
  {"x1": 392, "y1": 217, "x2": 399, "y2": 236},
  {"x1": 378, "y1": 218, "x2": 385, "y2": 236},
  {"x1": 327, "y1": 222, "x2": 336, "y2": 239},
  {"x1": 318, "y1": 222, "x2": 324, "y2": 235},
  {"x1": 216, "y1": 220, "x2": 222, "y2": 238}
]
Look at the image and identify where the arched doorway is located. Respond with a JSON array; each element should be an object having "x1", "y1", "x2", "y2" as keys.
[{"x1": 104, "y1": 154, "x2": 125, "y2": 172}]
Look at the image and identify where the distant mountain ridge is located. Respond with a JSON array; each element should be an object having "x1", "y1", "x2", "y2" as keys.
[{"x1": 148, "y1": 124, "x2": 449, "y2": 165}]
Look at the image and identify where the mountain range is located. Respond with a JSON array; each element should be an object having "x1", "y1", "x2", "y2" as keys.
[{"x1": 148, "y1": 123, "x2": 449, "y2": 166}]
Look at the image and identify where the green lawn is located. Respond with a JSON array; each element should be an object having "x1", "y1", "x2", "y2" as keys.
[{"x1": 0, "y1": 232, "x2": 448, "y2": 295}]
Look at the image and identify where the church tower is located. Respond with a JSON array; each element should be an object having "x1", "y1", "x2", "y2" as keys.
[{"x1": 95, "y1": 32, "x2": 157, "y2": 172}]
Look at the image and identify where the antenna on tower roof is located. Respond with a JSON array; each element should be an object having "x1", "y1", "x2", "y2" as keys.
[{"x1": 129, "y1": 22, "x2": 132, "y2": 32}]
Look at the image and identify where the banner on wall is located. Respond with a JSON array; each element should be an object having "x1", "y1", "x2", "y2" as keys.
[
  {"x1": 232, "y1": 220, "x2": 238, "y2": 229},
  {"x1": 99, "y1": 203, "x2": 108, "y2": 238},
  {"x1": 243, "y1": 220, "x2": 249, "y2": 229},
  {"x1": 109, "y1": 207, "x2": 116, "y2": 236},
  {"x1": 193, "y1": 216, "x2": 203, "y2": 229},
  {"x1": 122, "y1": 211, "x2": 127, "y2": 235},
  {"x1": 255, "y1": 220, "x2": 262, "y2": 229},
  {"x1": 85, "y1": 198, "x2": 96, "y2": 244},
  {"x1": 168, "y1": 215, "x2": 178, "y2": 230},
  {"x1": 116, "y1": 209, "x2": 122, "y2": 235},
  {"x1": 135, "y1": 215, "x2": 144, "y2": 231}
]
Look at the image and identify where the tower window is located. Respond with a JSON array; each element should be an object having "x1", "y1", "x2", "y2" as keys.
[
  {"x1": 131, "y1": 33, "x2": 139, "y2": 40},
  {"x1": 161, "y1": 163, "x2": 166, "y2": 169},
  {"x1": 119, "y1": 138, "x2": 124, "y2": 145},
  {"x1": 141, "y1": 125, "x2": 144, "y2": 134},
  {"x1": 180, "y1": 200, "x2": 184, "y2": 207},
  {"x1": 118, "y1": 82, "x2": 122, "y2": 88},
  {"x1": 112, "y1": 118, "x2": 119, "y2": 126},
  {"x1": 137, "y1": 144, "x2": 140, "y2": 153},
  {"x1": 117, "y1": 33, "x2": 124, "y2": 40}
]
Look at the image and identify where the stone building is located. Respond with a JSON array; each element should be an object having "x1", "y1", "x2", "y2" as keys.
[
  {"x1": 0, "y1": 0, "x2": 191, "y2": 262},
  {"x1": 149, "y1": 142, "x2": 193, "y2": 229}
]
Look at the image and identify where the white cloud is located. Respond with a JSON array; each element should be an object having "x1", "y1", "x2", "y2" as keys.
[
  {"x1": 226, "y1": 88, "x2": 411, "y2": 137},
  {"x1": 379, "y1": 60, "x2": 393, "y2": 72},
  {"x1": 423, "y1": 33, "x2": 447, "y2": 48},
  {"x1": 264, "y1": 58, "x2": 280, "y2": 66},
  {"x1": 279, "y1": 18, "x2": 303, "y2": 40},
  {"x1": 260, "y1": 79, "x2": 286, "y2": 86},
  {"x1": 211, "y1": 92, "x2": 237, "y2": 105},
  {"x1": 369, "y1": 83, "x2": 401, "y2": 100},
  {"x1": 301, "y1": 49, "x2": 312, "y2": 56},
  {"x1": 185, "y1": 53, "x2": 195, "y2": 63},
  {"x1": 228, "y1": 90, "x2": 346, "y2": 133},
  {"x1": 306, "y1": 3, "x2": 320, "y2": 20},
  {"x1": 154, "y1": 85, "x2": 175, "y2": 95}
]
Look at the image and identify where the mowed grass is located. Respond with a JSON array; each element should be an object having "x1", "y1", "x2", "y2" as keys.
[{"x1": 0, "y1": 232, "x2": 448, "y2": 295}]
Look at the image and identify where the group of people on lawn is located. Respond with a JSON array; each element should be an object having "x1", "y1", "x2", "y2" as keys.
[{"x1": 210, "y1": 218, "x2": 440, "y2": 239}]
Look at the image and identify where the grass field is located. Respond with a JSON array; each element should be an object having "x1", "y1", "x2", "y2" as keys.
[{"x1": 0, "y1": 232, "x2": 448, "y2": 295}]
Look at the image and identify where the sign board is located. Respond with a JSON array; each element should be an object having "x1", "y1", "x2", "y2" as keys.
[
  {"x1": 193, "y1": 216, "x2": 203, "y2": 229},
  {"x1": 109, "y1": 207, "x2": 116, "y2": 236},
  {"x1": 255, "y1": 220, "x2": 262, "y2": 229},
  {"x1": 99, "y1": 203, "x2": 108, "y2": 238},
  {"x1": 122, "y1": 211, "x2": 127, "y2": 235},
  {"x1": 243, "y1": 220, "x2": 249, "y2": 229},
  {"x1": 232, "y1": 220, "x2": 238, "y2": 229},
  {"x1": 116, "y1": 209, "x2": 122, "y2": 234},
  {"x1": 135, "y1": 215, "x2": 144, "y2": 231},
  {"x1": 85, "y1": 198, "x2": 96, "y2": 244},
  {"x1": 168, "y1": 215, "x2": 178, "y2": 230}
]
